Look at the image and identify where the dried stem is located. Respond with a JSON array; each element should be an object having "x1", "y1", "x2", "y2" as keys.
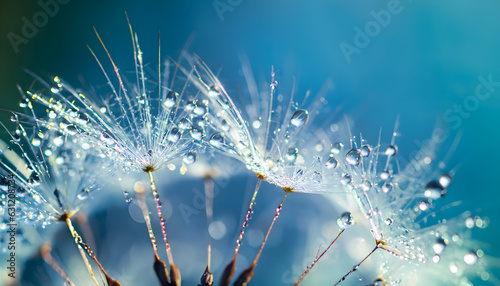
[
  {"x1": 234, "y1": 192, "x2": 288, "y2": 286},
  {"x1": 333, "y1": 244, "x2": 380, "y2": 286},
  {"x1": 201, "y1": 177, "x2": 215, "y2": 286},
  {"x1": 40, "y1": 244, "x2": 75, "y2": 286},
  {"x1": 295, "y1": 229, "x2": 346, "y2": 285}
]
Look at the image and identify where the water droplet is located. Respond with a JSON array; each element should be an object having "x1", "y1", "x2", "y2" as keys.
[
  {"x1": 464, "y1": 251, "x2": 478, "y2": 265},
  {"x1": 325, "y1": 157, "x2": 338, "y2": 169},
  {"x1": 193, "y1": 101, "x2": 207, "y2": 116},
  {"x1": 185, "y1": 101, "x2": 195, "y2": 112},
  {"x1": 66, "y1": 125, "x2": 78, "y2": 135},
  {"x1": 433, "y1": 237, "x2": 447, "y2": 254},
  {"x1": 28, "y1": 172, "x2": 41, "y2": 187},
  {"x1": 418, "y1": 199, "x2": 431, "y2": 211},
  {"x1": 382, "y1": 182, "x2": 393, "y2": 193},
  {"x1": 424, "y1": 181, "x2": 446, "y2": 199},
  {"x1": 330, "y1": 142, "x2": 344, "y2": 155},
  {"x1": 123, "y1": 191, "x2": 133, "y2": 204},
  {"x1": 337, "y1": 211, "x2": 354, "y2": 229},
  {"x1": 183, "y1": 152, "x2": 197, "y2": 164},
  {"x1": 380, "y1": 170, "x2": 390, "y2": 180},
  {"x1": 439, "y1": 173, "x2": 453, "y2": 188},
  {"x1": 77, "y1": 188, "x2": 89, "y2": 200},
  {"x1": 221, "y1": 119, "x2": 230, "y2": 132},
  {"x1": 432, "y1": 255, "x2": 441, "y2": 263},
  {"x1": 55, "y1": 156, "x2": 64, "y2": 165},
  {"x1": 167, "y1": 127, "x2": 181, "y2": 143},
  {"x1": 360, "y1": 145, "x2": 371, "y2": 157},
  {"x1": 44, "y1": 149, "x2": 53, "y2": 157},
  {"x1": 449, "y1": 264, "x2": 459, "y2": 274},
  {"x1": 100, "y1": 131, "x2": 114, "y2": 145},
  {"x1": 190, "y1": 126, "x2": 204, "y2": 140},
  {"x1": 31, "y1": 138, "x2": 41, "y2": 147},
  {"x1": 163, "y1": 91, "x2": 177, "y2": 110},
  {"x1": 345, "y1": 149, "x2": 361, "y2": 166},
  {"x1": 19, "y1": 98, "x2": 29, "y2": 108},
  {"x1": 270, "y1": 80, "x2": 278, "y2": 89},
  {"x1": 285, "y1": 148, "x2": 298, "y2": 162},
  {"x1": 290, "y1": 109, "x2": 309, "y2": 127},
  {"x1": 340, "y1": 174, "x2": 351, "y2": 185},
  {"x1": 100, "y1": 106, "x2": 107, "y2": 113},
  {"x1": 210, "y1": 133, "x2": 224, "y2": 148},
  {"x1": 311, "y1": 171, "x2": 322, "y2": 183},
  {"x1": 178, "y1": 118, "x2": 191, "y2": 130},
  {"x1": 53, "y1": 135, "x2": 64, "y2": 147},
  {"x1": 385, "y1": 145, "x2": 397, "y2": 156},
  {"x1": 208, "y1": 86, "x2": 220, "y2": 97},
  {"x1": 252, "y1": 120, "x2": 262, "y2": 129},
  {"x1": 361, "y1": 179, "x2": 372, "y2": 191},
  {"x1": 385, "y1": 218, "x2": 393, "y2": 225}
]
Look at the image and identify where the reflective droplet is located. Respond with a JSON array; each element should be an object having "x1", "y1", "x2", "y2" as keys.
[
  {"x1": 167, "y1": 128, "x2": 181, "y2": 143},
  {"x1": 325, "y1": 157, "x2": 338, "y2": 169},
  {"x1": 19, "y1": 98, "x2": 29, "y2": 108},
  {"x1": 252, "y1": 120, "x2": 262, "y2": 129},
  {"x1": 439, "y1": 173, "x2": 453, "y2": 188},
  {"x1": 418, "y1": 199, "x2": 431, "y2": 211},
  {"x1": 360, "y1": 145, "x2": 371, "y2": 157},
  {"x1": 424, "y1": 181, "x2": 446, "y2": 199},
  {"x1": 100, "y1": 131, "x2": 114, "y2": 145},
  {"x1": 66, "y1": 125, "x2": 78, "y2": 135},
  {"x1": 53, "y1": 135, "x2": 64, "y2": 147},
  {"x1": 77, "y1": 188, "x2": 89, "y2": 200},
  {"x1": 28, "y1": 172, "x2": 41, "y2": 187},
  {"x1": 337, "y1": 211, "x2": 354, "y2": 229},
  {"x1": 345, "y1": 149, "x2": 361, "y2": 166},
  {"x1": 178, "y1": 118, "x2": 191, "y2": 130},
  {"x1": 432, "y1": 255, "x2": 441, "y2": 263},
  {"x1": 285, "y1": 148, "x2": 298, "y2": 162},
  {"x1": 208, "y1": 86, "x2": 220, "y2": 97},
  {"x1": 382, "y1": 182, "x2": 392, "y2": 193},
  {"x1": 210, "y1": 133, "x2": 224, "y2": 148},
  {"x1": 290, "y1": 109, "x2": 308, "y2": 127},
  {"x1": 380, "y1": 170, "x2": 390, "y2": 180},
  {"x1": 330, "y1": 142, "x2": 344, "y2": 155},
  {"x1": 183, "y1": 152, "x2": 197, "y2": 164},
  {"x1": 385, "y1": 145, "x2": 397, "y2": 156},
  {"x1": 193, "y1": 101, "x2": 207, "y2": 116},
  {"x1": 449, "y1": 264, "x2": 459, "y2": 274},
  {"x1": 31, "y1": 138, "x2": 41, "y2": 147},
  {"x1": 340, "y1": 174, "x2": 351, "y2": 185},
  {"x1": 433, "y1": 237, "x2": 447, "y2": 254},
  {"x1": 123, "y1": 191, "x2": 133, "y2": 204},
  {"x1": 190, "y1": 126, "x2": 204, "y2": 140},
  {"x1": 163, "y1": 91, "x2": 177, "y2": 110},
  {"x1": 464, "y1": 251, "x2": 478, "y2": 265},
  {"x1": 55, "y1": 156, "x2": 64, "y2": 165},
  {"x1": 361, "y1": 179, "x2": 372, "y2": 191},
  {"x1": 221, "y1": 119, "x2": 230, "y2": 132},
  {"x1": 385, "y1": 218, "x2": 393, "y2": 225},
  {"x1": 311, "y1": 171, "x2": 322, "y2": 183},
  {"x1": 270, "y1": 80, "x2": 278, "y2": 89}
]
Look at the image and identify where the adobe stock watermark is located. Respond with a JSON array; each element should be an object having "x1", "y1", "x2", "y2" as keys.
[
  {"x1": 339, "y1": 0, "x2": 405, "y2": 64},
  {"x1": 5, "y1": 173, "x2": 17, "y2": 279},
  {"x1": 213, "y1": 0, "x2": 244, "y2": 22},
  {"x1": 7, "y1": 0, "x2": 70, "y2": 54}
]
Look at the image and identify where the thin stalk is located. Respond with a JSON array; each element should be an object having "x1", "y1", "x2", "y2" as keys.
[
  {"x1": 66, "y1": 217, "x2": 121, "y2": 286},
  {"x1": 201, "y1": 177, "x2": 215, "y2": 286},
  {"x1": 295, "y1": 229, "x2": 346, "y2": 285},
  {"x1": 333, "y1": 244, "x2": 379, "y2": 286},
  {"x1": 40, "y1": 244, "x2": 75, "y2": 286},
  {"x1": 220, "y1": 177, "x2": 263, "y2": 286},
  {"x1": 234, "y1": 192, "x2": 288, "y2": 286}
]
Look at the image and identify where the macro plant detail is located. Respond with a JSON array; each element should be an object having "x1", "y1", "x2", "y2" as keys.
[{"x1": 0, "y1": 16, "x2": 497, "y2": 286}]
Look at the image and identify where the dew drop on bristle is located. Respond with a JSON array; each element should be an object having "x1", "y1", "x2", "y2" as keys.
[
  {"x1": 31, "y1": 138, "x2": 41, "y2": 147},
  {"x1": 19, "y1": 98, "x2": 29, "y2": 108},
  {"x1": 162, "y1": 91, "x2": 177, "y2": 110},
  {"x1": 208, "y1": 86, "x2": 220, "y2": 97},
  {"x1": 270, "y1": 80, "x2": 278, "y2": 89},
  {"x1": 123, "y1": 191, "x2": 133, "y2": 204},
  {"x1": 330, "y1": 142, "x2": 344, "y2": 155},
  {"x1": 28, "y1": 173, "x2": 41, "y2": 187},
  {"x1": 167, "y1": 128, "x2": 181, "y2": 143},
  {"x1": 178, "y1": 118, "x2": 191, "y2": 130},
  {"x1": 433, "y1": 237, "x2": 447, "y2": 254},
  {"x1": 77, "y1": 188, "x2": 89, "y2": 200},
  {"x1": 66, "y1": 125, "x2": 78, "y2": 135},
  {"x1": 418, "y1": 200, "x2": 431, "y2": 211},
  {"x1": 382, "y1": 182, "x2": 393, "y2": 193},
  {"x1": 385, "y1": 218, "x2": 393, "y2": 225},
  {"x1": 290, "y1": 109, "x2": 309, "y2": 127},
  {"x1": 337, "y1": 212, "x2": 354, "y2": 229},
  {"x1": 193, "y1": 101, "x2": 207, "y2": 116},
  {"x1": 286, "y1": 148, "x2": 298, "y2": 162},
  {"x1": 360, "y1": 145, "x2": 370, "y2": 157},
  {"x1": 221, "y1": 119, "x2": 230, "y2": 132},
  {"x1": 380, "y1": 170, "x2": 390, "y2": 180},
  {"x1": 464, "y1": 251, "x2": 479, "y2": 265},
  {"x1": 252, "y1": 120, "x2": 262, "y2": 129},
  {"x1": 190, "y1": 126, "x2": 204, "y2": 140},
  {"x1": 340, "y1": 174, "x2": 351, "y2": 185},
  {"x1": 183, "y1": 152, "x2": 197, "y2": 164},
  {"x1": 210, "y1": 133, "x2": 224, "y2": 148},
  {"x1": 100, "y1": 131, "x2": 114, "y2": 145},
  {"x1": 385, "y1": 145, "x2": 397, "y2": 156},
  {"x1": 439, "y1": 173, "x2": 453, "y2": 188},
  {"x1": 424, "y1": 181, "x2": 446, "y2": 199},
  {"x1": 345, "y1": 149, "x2": 361, "y2": 166},
  {"x1": 325, "y1": 157, "x2": 338, "y2": 169},
  {"x1": 361, "y1": 179, "x2": 372, "y2": 191}
]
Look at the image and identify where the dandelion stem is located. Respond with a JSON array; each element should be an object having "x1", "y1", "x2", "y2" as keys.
[
  {"x1": 234, "y1": 192, "x2": 288, "y2": 286},
  {"x1": 220, "y1": 177, "x2": 263, "y2": 286},
  {"x1": 66, "y1": 216, "x2": 122, "y2": 286},
  {"x1": 295, "y1": 229, "x2": 346, "y2": 285},
  {"x1": 201, "y1": 177, "x2": 214, "y2": 286},
  {"x1": 40, "y1": 244, "x2": 75, "y2": 286},
  {"x1": 333, "y1": 244, "x2": 380, "y2": 286},
  {"x1": 65, "y1": 217, "x2": 99, "y2": 286}
]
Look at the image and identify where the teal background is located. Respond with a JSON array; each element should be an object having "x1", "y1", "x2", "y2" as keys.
[{"x1": 1, "y1": 0, "x2": 500, "y2": 285}]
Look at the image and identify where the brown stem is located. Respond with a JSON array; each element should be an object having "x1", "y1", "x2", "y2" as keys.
[
  {"x1": 40, "y1": 244, "x2": 75, "y2": 286},
  {"x1": 333, "y1": 244, "x2": 380, "y2": 286},
  {"x1": 295, "y1": 229, "x2": 346, "y2": 285}
]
